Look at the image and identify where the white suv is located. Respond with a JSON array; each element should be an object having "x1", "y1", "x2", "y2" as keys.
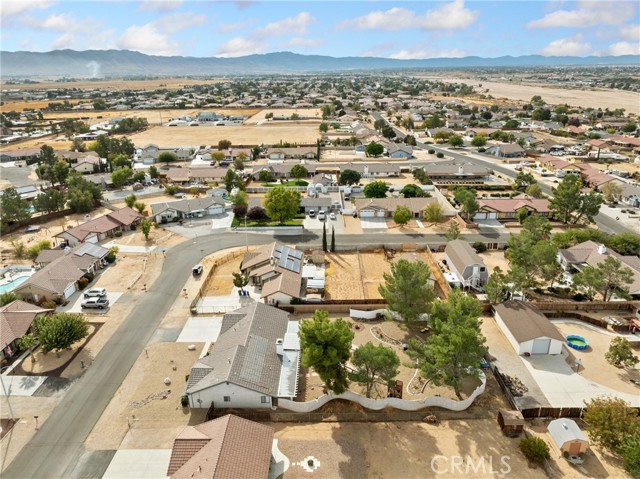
[
  {"x1": 318, "y1": 210, "x2": 326, "y2": 220},
  {"x1": 84, "y1": 288, "x2": 107, "y2": 298}
]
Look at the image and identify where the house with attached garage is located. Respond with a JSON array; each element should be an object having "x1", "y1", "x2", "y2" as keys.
[
  {"x1": 185, "y1": 303, "x2": 301, "y2": 409},
  {"x1": 267, "y1": 147, "x2": 317, "y2": 161},
  {"x1": 619, "y1": 184, "x2": 640, "y2": 207},
  {"x1": 150, "y1": 197, "x2": 227, "y2": 223},
  {"x1": 386, "y1": 143, "x2": 413, "y2": 159},
  {"x1": 55, "y1": 207, "x2": 143, "y2": 247},
  {"x1": 355, "y1": 197, "x2": 456, "y2": 219},
  {"x1": 163, "y1": 167, "x2": 229, "y2": 185},
  {"x1": 444, "y1": 240, "x2": 489, "y2": 289},
  {"x1": 474, "y1": 194, "x2": 551, "y2": 221},
  {"x1": 493, "y1": 302, "x2": 565, "y2": 356},
  {"x1": 1, "y1": 300, "x2": 52, "y2": 361},
  {"x1": 485, "y1": 143, "x2": 525, "y2": 159}
]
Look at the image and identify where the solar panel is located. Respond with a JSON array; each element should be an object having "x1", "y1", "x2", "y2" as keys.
[{"x1": 239, "y1": 336, "x2": 267, "y2": 385}]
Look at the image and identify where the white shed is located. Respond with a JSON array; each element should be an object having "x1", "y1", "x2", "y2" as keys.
[{"x1": 494, "y1": 302, "x2": 564, "y2": 355}]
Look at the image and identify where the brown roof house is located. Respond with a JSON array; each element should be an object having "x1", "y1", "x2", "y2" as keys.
[
  {"x1": 0, "y1": 300, "x2": 52, "y2": 360},
  {"x1": 474, "y1": 194, "x2": 551, "y2": 221},
  {"x1": 55, "y1": 207, "x2": 143, "y2": 247},
  {"x1": 493, "y1": 302, "x2": 565, "y2": 355},
  {"x1": 185, "y1": 303, "x2": 301, "y2": 409},
  {"x1": 355, "y1": 197, "x2": 456, "y2": 219},
  {"x1": 241, "y1": 242, "x2": 304, "y2": 305},
  {"x1": 444, "y1": 240, "x2": 488, "y2": 289},
  {"x1": 167, "y1": 414, "x2": 274, "y2": 479}
]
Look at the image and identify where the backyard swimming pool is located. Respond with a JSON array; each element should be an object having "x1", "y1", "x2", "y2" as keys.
[{"x1": 0, "y1": 274, "x2": 30, "y2": 294}]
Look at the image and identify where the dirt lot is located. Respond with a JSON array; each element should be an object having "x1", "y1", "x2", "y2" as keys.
[
  {"x1": 479, "y1": 250, "x2": 510, "y2": 274},
  {"x1": 1, "y1": 78, "x2": 228, "y2": 92},
  {"x1": 554, "y1": 322, "x2": 640, "y2": 395},
  {"x1": 245, "y1": 108, "x2": 321, "y2": 124},
  {"x1": 126, "y1": 123, "x2": 320, "y2": 147},
  {"x1": 201, "y1": 254, "x2": 243, "y2": 296},
  {"x1": 275, "y1": 420, "x2": 545, "y2": 479}
]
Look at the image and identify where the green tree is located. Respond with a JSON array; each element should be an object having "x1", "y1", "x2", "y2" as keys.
[
  {"x1": 263, "y1": 186, "x2": 301, "y2": 224},
  {"x1": 583, "y1": 397, "x2": 640, "y2": 451},
  {"x1": 433, "y1": 130, "x2": 452, "y2": 143},
  {"x1": 407, "y1": 291, "x2": 487, "y2": 399},
  {"x1": 392, "y1": 205, "x2": 412, "y2": 226},
  {"x1": 71, "y1": 137, "x2": 87, "y2": 152},
  {"x1": 124, "y1": 194, "x2": 137, "y2": 208},
  {"x1": 231, "y1": 190, "x2": 248, "y2": 206},
  {"x1": 365, "y1": 142, "x2": 384, "y2": 157},
  {"x1": 140, "y1": 219, "x2": 153, "y2": 240},
  {"x1": 621, "y1": 122, "x2": 638, "y2": 133},
  {"x1": 218, "y1": 139, "x2": 232, "y2": 150},
  {"x1": 423, "y1": 203, "x2": 445, "y2": 223},
  {"x1": 605, "y1": 337, "x2": 639, "y2": 369},
  {"x1": 448, "y1": 134, "x2": 464, "y2": 148},
  {"x1": 519, "y1": 437, "x2": 550, "y2": 464},
  {"x1": 549, "y1": 175, "x2": 602, "y2": 224},
  {"x1": 349, "y1": 342, "x2": 400, "y2": 398},
  {"x1": 33, "y1": 313, "x2": 89, "y2": 357},
  {"x1": 621, "y1": 436, "x2": 640, "y2": 478},
  {"x1": 378, "y1": 259, "x2": 435, "y2": 322},
  {"x1": 233, "y1": 156, "x2": 244, "y2": 171},
  {"x1": 158, "y1": 151, "x2": 178, "y2": 166},
  {"x1": 51, "y1": 160, "x2": 70, "y2": 186},
  {"x1": 445, "y1": 221, "x2": 461, "y2": 240},
  {"x1": 601, "y1": 182, "x2": 622, "y2": 203},
  {"x1": 514, "y1": 172, "x2": 536, "y2": 191},
  {"x1": 66, "y1": 189, "x2": 94, "y2": 213},
  {"x1": 322, "y1": 222, "x2": 327, "y2": 252},
  {"x1": 573, "y1": 256, "x2": 634, "y2": 301},
  {"x1": 0, "y1": 187, "x2": 31, "y2": 225},
  {"x1": 111, "y1": 167, "x2": 133, "y2": 189},
  {"x1": 525, "y1": 183, "x2": 543, "y2": 199},
  {"x1": 232, "y1": 272, "x2": 249, "y2": 293},
  {"x1": 134, "y1": 201, "x2": 146, "y2": 214},
  {"x1": 148, "y1": 165, "x2": 159, "y2": 179},
  {"x1": 453, "y1": 188, "x2": 479, "y2": 220},
  {"x1": 399, "y1": 184, "x2": 425, "y2": 198},
  {"x1": 339, "y1": 169, "x2": 361, "y2": 186},
  {"x1": 39, "y1": 144, "x2": 56, "y2": 164},
  {"x1": 470, "y1": 135, "x2": 487, "y2": 148},
  {"x1": 298, "y1": 310, "x2": 354, "y2": 394},
  {"x1": 111, "y1": 154, "x2": 131, "y2": 170},
  {"x1": 516, "y1": 207, "x2": 529, "y2": 224},
  {"x1": 258, "y1": 169, "x2": 275, "y2": 182},
  {"x1": 18, "y1": 333, "x2": 37, "y2": 363},
  {"x1": 0, "y1": 291, "x2": 21, "y2": 306},
  {"x1": 35, "y1": 188, "x2": 66, "y2": 214},
  {"x1": 363, "y1": 181, "x2": 388, "y2": 198},
  {"x1": 223, "y1": 169, "x2": 242, "y2": 193},
  {"x1": 484, "y1": 267, "x2": 512, "y2": 304},
  {"x1": 290, "y1": 164, "x2": 309, "y2": 182},
  {"x1": 319, "y1": 122, "x2": 329, "y2": 133}
]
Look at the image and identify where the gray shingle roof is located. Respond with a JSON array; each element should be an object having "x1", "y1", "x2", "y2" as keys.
[
  {"x1": 445, "y1": 240, "x2": 485, "y2": 273},
  {"x1": 494, "y1": 302, "x2": 564, "y2": 343}
]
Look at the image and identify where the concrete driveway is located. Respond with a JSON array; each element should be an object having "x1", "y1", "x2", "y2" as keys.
[
  {"x1": 359, "y1": 217, "x2": 388, "y2": 230},
  {"x1": 210, "y1": 213, "x2": 234, "y2": 231},
  {"x1": 60, "y1": 292, "x2": 123, "y2": 314},
  {"x1": 0, "y1": 375, "x2": 47, "y2": 397},
  {"x1": 176, "y1": 316, "x2": 223, "y2": 342},
  {"x1": 102, "y1": 449, "x2": 171, "y2": 479},
  {"x1": 303, "y1": 216, "x2": 327, "y2": 230}
]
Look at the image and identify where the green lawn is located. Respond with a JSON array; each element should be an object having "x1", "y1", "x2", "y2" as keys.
[
  {"x1": 232, "y1": 217, "x2": 304, "y2": 227},
  {"x1": 263, "y1": 180, "x2": 309, "y2": 187}
]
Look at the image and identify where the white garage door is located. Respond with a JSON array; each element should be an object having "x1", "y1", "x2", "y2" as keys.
[
  {"x1": 376, "y1": 210, "x2": 386, "y2": 217},
  {"x1": 208, "y1": 206, "x2": 224, "y2": 215},
  {"x1": 531, "y1": 338, "x2": 551, "y2": 354},
  {"x1": 474, "y1": 212, "x2": 487, "y2": 220},
  {"x1": 360, "y1": 210, "x2": 375, "y2": 217},
  {"x1": 488, "y1": 212, "x2": 498, "y2": 219},
  {"x1": 63, "y1": 283, "x2": 77, "y2": 300}
]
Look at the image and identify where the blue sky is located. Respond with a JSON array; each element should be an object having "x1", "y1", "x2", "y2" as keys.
[{"x1": 1, "y1": 1, "x2": 638, "y2": 58}]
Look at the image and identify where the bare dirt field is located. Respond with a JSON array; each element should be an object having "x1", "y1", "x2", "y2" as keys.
[
  {"x1": 245, "y1": 108, "x2": 321, "y2": 124},
  {"x1": 430, "y1": 77, "x2": 640, "y2": 115},
  {"x1": 478, "y1": 250, "x2": 510, "y2": 274},
  {"x1": 324, "y1": 253, "x2": 365, "y2": 300},
  {"x1": 1, "y1": 78, "x2": 227, "y2": 92},
  {"x1": 360, "y1": 252, "x2": 390, "y2": 300},
  {"x1": 127, "y1": 123, "x2": 320, "y2": 147},
  {"x1": 201, "y1": 254, "x2": 243, "y2": 296},
  {"x1": 274, "y1": 420, "x2": 545, "y2": 479}
]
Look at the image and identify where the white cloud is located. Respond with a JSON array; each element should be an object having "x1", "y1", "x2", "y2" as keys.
[
  {"x1": 1, "y1": 1, "x2": 54, "y2": 27},
  {"x1": 599, "y1": 42, "x2": 640, "y2": 56},
  {"x1": 138, "y1": 1, "x2": 183, "y2": 12},
  {"x1": 27, "y1": 12, "x2": 98, "y2": 34},
  {"x1": 619, "y1": 24, "x2": 640, "y2": 41},
  {"x1": 215, "y1": 37, "x2": 264, "y2": 57},
  {"x1": 154, "y1": 12, "x2": 206, "y2": 34},
  {"x1": 337, "y1": 1, "x2": 477, "y2": 31},
  {"x1": 256, "y1": 12, "x2": 314, "y2": 37},
  {"x1": 117, "y1": 23, "x2": 179, "y2": 56},
  {"x1": 389, "y1": 47, "x2": 466, "y2": 60},
  {"x1": 539, "y1": 35, "x2": 591, "y2": 56},
  {"x1": 528, "y1": 1, "x2": 635, "y2": 28},
  {"x1": 218, "y1": 20, "x2": 252, "y2": 33},
  {"x1": 51, "y1": 33, "x2": 74, "y2": 49},
  {"x1": 282, "y1": 37, "x2": 323, "y2": 48}
]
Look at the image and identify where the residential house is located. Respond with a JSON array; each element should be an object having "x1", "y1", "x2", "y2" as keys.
[
  {"x1": 548, "y1": 419, "x2": 590, "y2": 456},
  {"x1": 72, "y1": 155, "x2": 101, "y2": 174},
  {"x1": 1, "y1": 300, "x2": 52, "y2": 360},
  {"x1": 557, "y1": 241, "x2": 640, "y2": 298},
  {"x1": 474, "y1": 194, "x2": 551, "y2": 221},
  {"x1": 300, "y1": 196, "x2": 332, "y2": 214},
  {"x1": 485, "y1": 143, "x2": 525, "y2": 159},
  {"x1": 620, "y1": 184, "x2": 640, "y2": 207},
  {"x1": 355, "y1": 197, "x2": 456, "y2": 219},
  {"x1": 241, "y1": 242, "x2": 304, "y2": 305},
  {"x1": 0, "y1": 148, "x2": 40, "y2": 163},
  {"x1": 493, "y1": 302, "x2": 565, "y2": 355},
  {"x1": 150, "y1": 197, "x2": 227, "y2": 223},
  {"x1": 13, "y1": 185, "x2": 42, "y2": 201},
  {"x1": 167, "y1": 415, "x2": 274, "y2": 479},
  {"x1": 163, "y1": 167, "x2": 228, "y2": 185},
  {"x1": 267, "y1": 147, "x2": 317, "y2": 160},
  {"x1": 419, "y1": 163, "x2": 492, "y2": 184},
  {"x1": 84, "y1": 173, "x2": 112, "y2": 189},
  {"x1": 386, "y1": 143, "x2": 413, "y2": 159},
  {"x1": 15, "y1": 244, "x2": 110, "y2": 303},
  {"x1": 55, "y1": 207, "x2": 143, "y2": 247},
  {"x1": 185, "y1": 303, "x2": 301, "y2": 409},
  {"x1": 444, "y1": 240, "x2": 489, "y2": 289}
]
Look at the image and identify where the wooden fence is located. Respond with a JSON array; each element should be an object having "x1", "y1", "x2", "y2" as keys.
[{"x1": 190, "y1": 248, "x2": 248, "y2": 312}]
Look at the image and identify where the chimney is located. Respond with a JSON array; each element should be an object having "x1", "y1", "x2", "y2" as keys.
[
  {"x1": 597, "y1": 244, "x2": 607, "y2": 255},
  {"x1": 270, "y1": 256, "x2": 276, "y2": 266},
  {"x1": 276, "y1": 338, "x2": 284, "y2": 356}
]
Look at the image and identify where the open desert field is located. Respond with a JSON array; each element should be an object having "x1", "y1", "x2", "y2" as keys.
[
  {"x1": 1, "y1": 78, "x2": 228, "y2": 92},
  {"x1": 245, "y1": 108, "x2": 322, "y2": 124},
  {"x1": 433, "y1": 77, "x2": 640, "y2": 115},
  {"x1": 127, "y1": 123, "x2": 320, "y2": 147}
]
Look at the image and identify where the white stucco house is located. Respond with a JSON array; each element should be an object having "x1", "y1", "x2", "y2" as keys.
[
  {"x1": 185, "y1": 303, "x2": 301, "y2": 409},
  {"x1": 150, "y1": 197, "x2": 227, "y2": 223},
  {"x1": 493, "y1": 302, "x2": 564, "y2": 355}
]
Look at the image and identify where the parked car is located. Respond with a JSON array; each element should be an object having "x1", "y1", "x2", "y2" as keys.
[
  {"x1": 84, "y1": 288, "x2": 107, "y2": 298},
  {"x1": 308, "y1": 209, "x2": 316, "y2": 217},
  {"x1": 318, "y1": 210, "x2": 326, "y2": 220},
  {"x1": 329, "y1": 212, "x2": 336, "y2": 220},
  {"x1": 192, "y1": 264, "x2": 203, "y2": 276},
  {"x1": 81, "y1": 297, "x2": 109, "y2": 309}
]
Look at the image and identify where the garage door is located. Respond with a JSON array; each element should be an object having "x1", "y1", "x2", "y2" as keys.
[
  {"x1": 488, "y1": 212, "x2": 498, "y2": 219},
  {"x1": 531, "y1": 338, "x2": 551, "y2": 354},
  {"x1": 360, "y1": 210, "x2": 375, "y2": 217},
  {"x1": 63, "y1": 284, "x2": 77, "y2": 300},
  {"x1": 375, "y1": 210, "x2": 385, "y2": 218},
  {"x1": 474, "y1": 212, "x2": 487, "y2": 220}
]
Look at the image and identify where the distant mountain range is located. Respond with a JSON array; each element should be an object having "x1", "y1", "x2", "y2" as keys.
[{"x1": 1, "y1": 49, "x2": 638, "y2": 78}]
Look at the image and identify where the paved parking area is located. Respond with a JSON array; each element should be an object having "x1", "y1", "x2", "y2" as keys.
[
  {"x1": 60, "y1": 292, "x2": 123, "y2": 314},
  {"x1": 359, "y1": 218, "x2": 388, "y2": 230},
  {"x1": 303, "y1": 216, "x2": 327, "y2": 230},
  {"x1": 176, "y1": 316, "x2": 224, "y2": 342},
  {"x1": 102, "y1": 449, "x2": 172, "y2": 479},
  {"x1": 210, "y1": 213, "x2": 234, "y2": 231}
]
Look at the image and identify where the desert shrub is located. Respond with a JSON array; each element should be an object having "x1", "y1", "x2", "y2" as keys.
[
  {"x1": 428, "y1": 149, "x2": 435, "y2": 154},
  {"x1": 39, "y1": 299, "x2": 57, "y2": 310},
  {"x1": 83, "y1": 272, "x2": 94, "y2": 283},
  {"x1": 573, "y1": 293, "x2": 587, "y2": 302},
  {"x1": 436, "y1": 152, "x2": 444, "y2": 158},
  {"x1": 165, "y1": 185, "x2": 177, "y2": 196},
  {"x1": 472, "y1": 241, "x2": 487, "y2": 253},
  {"x1": 519, "y1": 437, "x2": 550, "y2": 464},
  {"x1": 77, "y1": 277, "x2": 89, "y2": 289},
  {"x1": 114, "y1": 230, "x2": 123, "y2": 237},
  {"x1": 181, "y1": 395, "x2": 189, "y2": 407},
  {"x1": 478, "y1": 147, "x2": 486, "y2": 153}
]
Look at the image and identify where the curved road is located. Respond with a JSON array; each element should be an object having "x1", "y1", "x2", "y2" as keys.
[{"x1": 2, "y1": 230, "x2": 508, "y2": 479}]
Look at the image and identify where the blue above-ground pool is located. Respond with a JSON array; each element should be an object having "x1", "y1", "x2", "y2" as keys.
[{"x1": 566, "y1": 335, "x2": 589, "y2": 351}]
